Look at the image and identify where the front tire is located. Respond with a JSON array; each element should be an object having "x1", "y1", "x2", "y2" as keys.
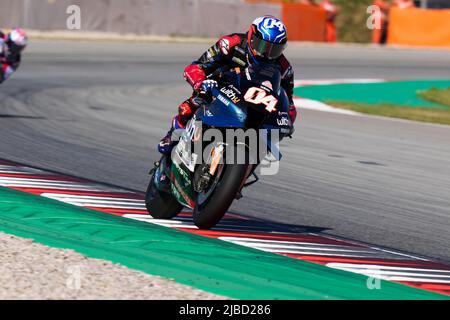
[
  {"x1": 193, "y1": 160, "x2": 248, "y2": 229},
  {"x1": 145, "y1": 171, "x2": 183, "y2": 219}
]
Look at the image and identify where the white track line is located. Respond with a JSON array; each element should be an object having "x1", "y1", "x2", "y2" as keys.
[
  {"x1": 244, "y1": 248, "x2": 392, "y2": 259},
  {"x1": 42, "y1": 194, "x2": 144, "y2": 205},
  {"x1": 219, "y1": 237, "x2": 371, "y2": 252},
  {"x1": 0, "y1": 178, "x2": 127, "y2": 192},
  {"x1": 327, "y1": 263, "x2": 450, "y2": 274},
  {"x1": 0, "y1": 165, "x2": 46, "y2": 174},
  {"x1": 63, "y1": 202, "x2": 146, "y2": 210},
  {"x1": 0, "y1": 182, "x2": 109, "y2": 192},
  {"x1": 41, "y1": 194, "x2": 143, "y2": 202},
  {"x1": 328, "y1": 265, "x2": 450, "y2": 283},
  {"x1": 316, "y1": 233, "x2": 430, "y2": 261},
  {"x1": 227, "y1": 243, "x2": 381, "y2": 255},
  {"x1": 293, "y1": 78, "x2": 386, "y2": 116},
  {"x1": 294, "y1": 98, "x2": 361, "y2": 116},
  {"x1": 218, "y1": 237, "x2": 350, "y2": 247},
  {"x1": 123, "y1": 214, "x2": 277, "y2": 231}
]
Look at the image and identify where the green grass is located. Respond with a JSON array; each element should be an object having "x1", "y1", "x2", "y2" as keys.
[
  {"x1": 328, "y1": 101, "x2": 450, "y2": 125},
  {"x1": 417, "y1": 87, "x2": 450, "y2": 108}
]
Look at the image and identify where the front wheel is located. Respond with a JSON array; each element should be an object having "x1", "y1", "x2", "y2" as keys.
[
  {"x1": 145, "y1": 169, "x2": 183, "y2": 220},
  {"x1": 193, "y1": 159, "x2": 248, "y2": 229}
]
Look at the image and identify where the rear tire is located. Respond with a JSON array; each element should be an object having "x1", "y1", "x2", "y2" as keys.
[
  {"x1": 193, "y1": 160, "x2": 248, "y2": 229},
  {"x1": 145, "y1": 171, "x2": 183, "y2": 219}
]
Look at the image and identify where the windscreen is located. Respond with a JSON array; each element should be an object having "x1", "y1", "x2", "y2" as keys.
[{"x1": 241, "y1": 63, "x2": 282, "y2": 95}]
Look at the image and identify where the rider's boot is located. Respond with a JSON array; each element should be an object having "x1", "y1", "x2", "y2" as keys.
[
  {"x1": 158, "y1": 98, "x2": 199, "y2": 155},
  {"x1": 157, "y1": 115, "x2": 186, "y2": 155}
]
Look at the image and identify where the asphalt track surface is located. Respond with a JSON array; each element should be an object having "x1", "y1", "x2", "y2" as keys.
[{"x1": 1, "y1": 41, "x2": 450, "y2": 263}]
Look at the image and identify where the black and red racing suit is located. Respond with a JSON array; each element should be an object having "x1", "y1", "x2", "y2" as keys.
[
  {"x1": 175, "y1": 33, "x2": 297, "y2": 128},
  {"x1": 0, "y1": 31, "x2": 21, "y2": 84}
]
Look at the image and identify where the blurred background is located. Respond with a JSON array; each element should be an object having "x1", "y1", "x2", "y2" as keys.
[{"x1": 1, "y1": 0, "x2": 449, "y2": 47}]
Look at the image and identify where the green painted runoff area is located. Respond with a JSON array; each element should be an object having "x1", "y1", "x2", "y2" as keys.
[
  {"x1": 0, "y1": 186, "x2": 447, "y2": 300},
  {"x1": 294, "y1": 80, "x2": 450, "y2": 109}
]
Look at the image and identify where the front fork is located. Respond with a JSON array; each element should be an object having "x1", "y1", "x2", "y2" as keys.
[{"x1": 236, "y1": 164, "x2": 259, "y2": 200}]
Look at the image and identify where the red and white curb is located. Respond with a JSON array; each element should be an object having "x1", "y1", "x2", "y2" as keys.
[
  {"x1": 1, "y1": 159, "x2": 449, "y2": 296},
  {"x1": 294, "y1": 79, "x2": 385, "y2": 116}
]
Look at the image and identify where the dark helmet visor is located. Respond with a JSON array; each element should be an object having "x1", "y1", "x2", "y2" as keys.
[
  {"x1": 6, "y1": 40, "x2": 26, "y2": 56},
  {"x1": 250, "y1": 33, "x2": 287, "y2": 60}
]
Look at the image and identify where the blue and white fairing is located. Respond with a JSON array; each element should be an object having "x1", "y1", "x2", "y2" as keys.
[
  {"x1": 196, "y1": 64, "x2": 292, "y2": 161},
  {"x1": 198, "y1": 64, "x2": 292, "y2": 133}
]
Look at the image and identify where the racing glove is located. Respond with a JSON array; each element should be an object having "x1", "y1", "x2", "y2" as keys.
[
  {"x1": 184, "y1": 64, "x2": 206, "y2": 91},
  {"x1": 199, "y1": 80, "x2": 218, "y2": 95}
]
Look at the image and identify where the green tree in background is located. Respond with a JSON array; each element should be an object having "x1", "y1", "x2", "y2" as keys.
[{"x1": 333, "y1": 0, "x2": 373, "y2": 43}]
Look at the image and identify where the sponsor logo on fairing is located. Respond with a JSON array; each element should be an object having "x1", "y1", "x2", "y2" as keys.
[
  {"x1": 220, "y1": 86, "x2": 241, "y2": 104},
  {"x1": 220, "y1": 38, "x2": 230, "y2": 55},
  {"x1": 261, "y1": 80, "x2": 273, "y2": 91},
  {"x1": 245, "y1": 68, "x2": 252, "y2": 81},
  {"x1": 217, "y1": 94, "x2": 230, "y2": 107},
  {"x1": 206, "y1": 48, "x2": 216, "y2": 59},
  {"x1": 277, "y1": 117, "x2": 290, "y2": 126},
  {"x1": 231, "y1": 57, "x2": 246, "y2": 66}
]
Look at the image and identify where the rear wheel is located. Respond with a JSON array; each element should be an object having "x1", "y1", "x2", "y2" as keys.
[
  {"x1": 145, "y1": 170, "x2": 183, "y2": 219},
  {"x1": 193, "y1": 148, "x2": 249, "y2": 229}
]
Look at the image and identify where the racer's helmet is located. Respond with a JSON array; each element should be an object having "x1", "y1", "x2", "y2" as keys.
[
  {"x1": 6, "y1": 28, "x2": 28, "y2": 55},
  {"x1": 247, "y1": 16, "x2": 288, "y2": 61}
]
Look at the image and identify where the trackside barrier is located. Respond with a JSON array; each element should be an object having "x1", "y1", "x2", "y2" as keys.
[
  {"x1": 1, "y1": 0, "x2": 326, "y2": 41},
  {"x1": 281, "y1": 3, "x2": 326, "y2": 42},
  {"x1": 0, "y1": 0, "x2": 281, "y2": 38},
  {"x1": 245, "y1": 0, "x2": 327, "y2": 41},
  {"x1": 388, "y1": 7, "x2": 450, "y2": 48}
]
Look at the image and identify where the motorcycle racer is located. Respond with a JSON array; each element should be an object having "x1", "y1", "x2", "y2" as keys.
[
  {"x1": 158, "y1": 16, "x2": 297, "y2": 154},
  {"x1": 0, "y1": 28, "x2": 28, "y2": 84}
]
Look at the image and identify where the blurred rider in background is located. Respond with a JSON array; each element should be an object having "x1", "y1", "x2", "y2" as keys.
[
  {"x1": 158, "y1": 16, "x2": 297, "y2": 154},
  {"x1": 0, "y1": 28, "x2": 28, "y2": 84},
  {"x1": 372, "y1": 0, "x2": 390, "y2": 44},
  {"x1": 392, "y1": 0, "x2": 415, "y2": 9}
]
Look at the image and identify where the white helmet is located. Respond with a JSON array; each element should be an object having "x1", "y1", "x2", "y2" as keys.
[{"x1": 7, "y1": 28, "x2": 28, "y2": 55}]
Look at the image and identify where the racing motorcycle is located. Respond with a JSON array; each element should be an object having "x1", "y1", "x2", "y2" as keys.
[{"x1": 145, "y1": 64, "x2": 293, "y2": 229}]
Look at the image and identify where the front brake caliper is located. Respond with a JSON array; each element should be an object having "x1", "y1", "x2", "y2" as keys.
[{"x1": 193, "y1": 164, "x2": 212, "y2": 193}]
